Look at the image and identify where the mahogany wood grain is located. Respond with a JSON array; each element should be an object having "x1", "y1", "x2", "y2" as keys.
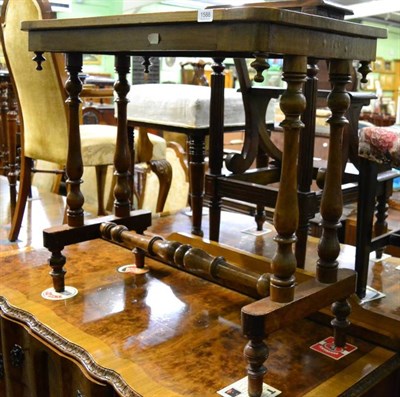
[{"x1": 21, "y1": 8, "x2": 386, "y2": 46}]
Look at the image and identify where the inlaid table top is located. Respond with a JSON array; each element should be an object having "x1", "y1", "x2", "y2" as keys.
[{"x1": 0, "y1": 236, "x2": 398, "y2": 397}]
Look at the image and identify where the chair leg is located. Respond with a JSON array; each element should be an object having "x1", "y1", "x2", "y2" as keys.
[
  {"x1": 8, "y1": 156, "x2": 33, "y2": 242},
  {"x1": 373, "y1": 180, "x2": 391, "y2": 260},
  {"x1": 355, "y1": 158, "x2": 378, "y2": 298},
  {"x1": 95, "y1": 164, "x2": 108, "y2": 216},
  {"x1": 150, "y1": 159, "x2": 172, "y2": 213},
  {"x1": 106, "y1": 174, "x2": 117, "y2": 213}
]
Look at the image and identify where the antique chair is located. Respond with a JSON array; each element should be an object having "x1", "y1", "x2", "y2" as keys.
[
  {"x1": 180, "y1": 59, "x2": 210, "y2": 86},
  {"x1": 355, "y1": 124, "x2": 400, "y2": 298},
  {"x1": 1, "y1": 0, "x2": 170, "y2": 241}
]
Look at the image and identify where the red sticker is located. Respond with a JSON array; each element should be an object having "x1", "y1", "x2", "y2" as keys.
[{"x1": 310, "y1": 336, "x2": 357, "y2": 360}]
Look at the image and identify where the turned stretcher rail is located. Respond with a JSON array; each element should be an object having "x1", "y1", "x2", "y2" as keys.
[{"x1": 100, "y1": 222, "x2": 270, "y2": 298}]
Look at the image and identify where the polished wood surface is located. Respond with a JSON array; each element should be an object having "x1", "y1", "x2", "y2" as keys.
[
  {"x1": 1, "y1": 177, "x2": 400, "y2": 396},
  {"x1": 1, "y1": 237, "x2": 399, "y2": 397}
]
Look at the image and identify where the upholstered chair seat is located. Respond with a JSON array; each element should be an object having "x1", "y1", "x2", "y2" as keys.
[{"x1": 125, "y1": 83, "x2": 275, "y2": 129}]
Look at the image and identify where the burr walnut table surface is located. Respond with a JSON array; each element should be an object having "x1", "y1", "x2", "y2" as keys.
[{"x1": 1, "y1": 232, "x2": 399, "y2": 397}]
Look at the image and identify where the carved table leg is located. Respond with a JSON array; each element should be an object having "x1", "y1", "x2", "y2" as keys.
[
  {"x1": 133, "y1": 247, "x2": 145, "y2": 268},
  {"x1": 317, "y1": 60, "x2": 351, "y2": 284},
  {"x1": 331, "y1": 298, "x2": 351, "y2": 348},
  {"x1": 188, "y1": 134, "x2": 205, "y2": 236},
  {"x1": 207, "y1": 58, "x2": 225, "y2": 242},
  {"x1": 244, "y1": 338, "x2": 269, "y2": 397},
  {"x1": 113, "y1": 55, "x2": 131, "y2": 218},
  {"x1": 270, "y1": 55, "x2": 307, "y2": 303},
  {"x1": 48, "y1": 247, "x2": 66, "y2": 293},
  {"x1": 355, "y1": 158, "x2": 377, "y2": 298},
  {"x1": 318, "y1": 60, "x2": 353, "y2": 349},
  {"x1": 37, "y1": 53, "x2": 152, "y2": 293}
]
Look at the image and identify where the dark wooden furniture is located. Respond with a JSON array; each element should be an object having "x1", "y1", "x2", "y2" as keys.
[{"x1": 21, "y1": 4, "x2": 387, "y2": 395}]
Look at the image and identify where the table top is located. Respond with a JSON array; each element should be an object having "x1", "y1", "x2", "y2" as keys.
[
  {"x1": 1, "y1": 234, "x2": 398, "y2": 397},
  {"x1": 22, "y1": 6, "x2": 386, "y2": 60}
]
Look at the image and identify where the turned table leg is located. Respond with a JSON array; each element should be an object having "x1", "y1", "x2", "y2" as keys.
[
  {"x1": 65, "y1": 53, "x2": 85, "y2": 227},
  {"x1": 244, "y1": 55, "x2": 307, "y2": 397},
  {"x1": 113, "y1": 55, "x2": 132, "y2": 218},
  {"x1": 244, "y1": 338, "x2": 269, "y2": 397},
  {"x1": 207, "y1": 58, "x2": 225, "y2": 242},
  {"x1": 48, "y1": 247, "x2": 66, "y2": 293},
  {"x1": 270, "y1": 55, "x2": 307, "y2": 303},
  {"x1": 188, "y1": 134, "x2": 205, "y2": 237},
  {"x1": 331, "y1": 298, "x2": 351, "y2": 348},
  {"x1": 317, "y1": 60, "x2": 351, "y2": 284},
  {"x1": 318, "y1": 59, "x2": 352, "y2": 349}
]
